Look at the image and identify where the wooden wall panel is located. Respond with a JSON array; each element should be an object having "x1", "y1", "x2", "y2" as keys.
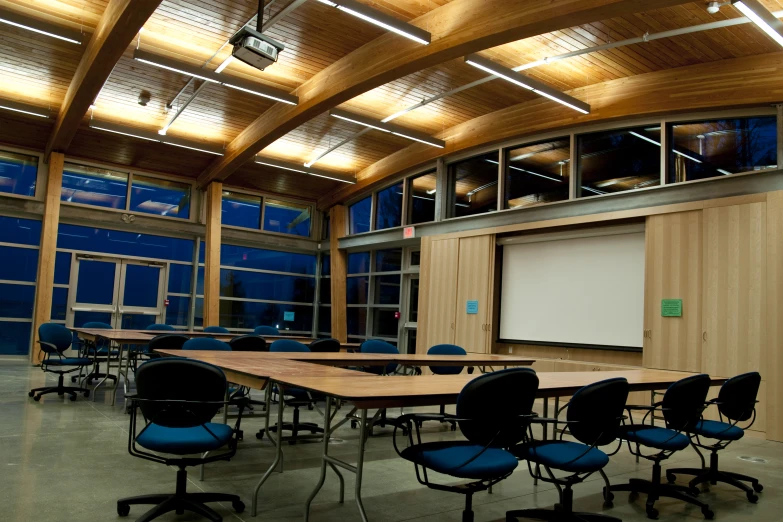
[
  {"x1": 329, "y1": 205, "x2": 348, "y2": 343},
  {"x1": 420, "y1": 238, "x2": 459, "y2": 350},
  {"x1": 202, "y1": 181, "x2": 222, "y2": 327},
  {"x1": 766, "y1": 191, "x2": 783, "y2": 441},
  {"x1": 643, "y1": 211, "x2": 703, "y2": 372},
  {"x1": 702, "y1": 202, "x2": 766, "y2": 379},
  {"x1": 454, "y1": 235, "x2": 493, "y2": 353}
]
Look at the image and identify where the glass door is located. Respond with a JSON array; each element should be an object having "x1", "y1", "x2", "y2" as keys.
[{"x1": 67, "y1": 257, "x2": 165, "y2": 329}]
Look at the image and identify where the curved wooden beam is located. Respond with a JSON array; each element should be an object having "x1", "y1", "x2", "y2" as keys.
[
  {"x1": 317, "y1": 51, "x2": 783, "y2": 210},
  {"x1": 45, "y1": 0, "x2": 163, "y2": 158},
  {"x1": 197, "y1": 0, "x2": 692, "y2": 187}
]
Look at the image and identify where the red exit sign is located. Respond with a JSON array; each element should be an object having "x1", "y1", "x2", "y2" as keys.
[{"x1": 403, "y1": 226, "x2": 415, "y2": 239}]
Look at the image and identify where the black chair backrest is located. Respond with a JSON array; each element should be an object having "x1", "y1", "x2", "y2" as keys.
[
  {"x1": 717, "y1": 372, "x2": 761, "y2": 422},
  {"x1": 567, "y1": 377, "x2": 629, "y2": 446},
  {"x1": 310, "y1": 338, "x2": 341, "y2": 353},
  {"x1": 662, "y1": 374, "x2": 711, "y2": 431},
  {"x1": 428, "y1": 344, "x2": 467, "y2": 375},
  {"x1": 136, "y1": 358, "x2": 226, "y2": 428},
  {"x1": 230, "y1": 334, "x2": 268, "y2": 352},
  {"x1": 456, "y1": 368, "x2": 538, "y2": 448},
  {"x1": 360, "y1": 339, "x2": 399, "y2": 375},
  {"x1": 148, "y1": 334, "x2": 190, "y2": 352},
  {"x1": 38, "y1": 323, "x2": 73, "y2": 353}
]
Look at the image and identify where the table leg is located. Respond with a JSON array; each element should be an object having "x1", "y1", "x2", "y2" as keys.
[
  {"x1": 304, "y1": 396, "x2": 332, "y2": 522},
  {"x1": 252, "y1": 394, "x2": 286, "y2": 517},
  {"x1": 353, "y1": 408, "x2": 369, "y2": 522}
]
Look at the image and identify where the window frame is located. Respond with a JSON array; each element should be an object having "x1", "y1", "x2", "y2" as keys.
[
  {"x1": 0, "y1": 144, "x2": 45, "y2": 202},
  {"x1": 217, "y1": 185, "x2": 316, "y2": 240}
]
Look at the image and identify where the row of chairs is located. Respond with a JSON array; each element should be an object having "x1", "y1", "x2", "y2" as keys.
[{"x1": 395, "y1": 370, "x2": 762, "y2": 522}]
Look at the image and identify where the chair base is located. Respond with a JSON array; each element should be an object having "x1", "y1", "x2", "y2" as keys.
[
  {"x1": 29, "y1": 374, "x2": 90, "y2": 401},
  {"x1": 667, "y1": 450, "x2": 763, "y2": 503},
  {"x1": 117, "y1": 468, "x2": 243, "y2": 522},
  {"x1": 507, "y1": 509, "x2": 621, "y2": 522},
  {"x1": 608, "y1": 461, "x2": 714, "y2": 520},
  {"x1": 255, "y1": 404, "x2": 323, "y2": 445}
]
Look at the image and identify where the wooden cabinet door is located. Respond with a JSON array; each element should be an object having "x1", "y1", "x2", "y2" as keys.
[
  {"x1": 702, "y1": 203, "x2": 766, "y2": 378},
  {"x1": 455, "y1": 235, "x2": 494, "y2": 353},
  {"x1": 420, "y1": 238, "x2": 459, "y2": 349},
  {"x1": 643, "y1": 211, "x2": 703, "y2": 372}
]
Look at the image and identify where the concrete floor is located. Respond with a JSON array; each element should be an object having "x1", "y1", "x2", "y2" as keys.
[{"x1": 1, "y1": 358, "x2": 780, "y2": 522}]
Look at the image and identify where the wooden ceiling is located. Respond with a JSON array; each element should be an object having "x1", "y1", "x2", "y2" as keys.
[{"x1": 0, "y1": 0, "x2": 782, "y2": 205}]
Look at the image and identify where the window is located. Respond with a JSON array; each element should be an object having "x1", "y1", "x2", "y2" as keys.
[
  {"x1": 222, "y1": 191, "x2": 261, "y2": 229},
  {"x1": 408, "y1": 171, "x2": 436, "y2": 224},
  {"x1": 130, "y1": 175, "x2": 191, "y2": 219},
  {"x1": 221, "y1": 244, "x2": 315, "y2": 275},
  {"x1": 263, "y1": 199, "x2": 311, "y2": 237},
  {"x1": 0, "y1": 150, "x2": 37, "y2": 197},
  {"x1": 57, "y1": 224, "x2": 194, "y2": 262},
  {"x1": 669, "y1": 117, "x2": 777, "y2": 183},
  {"x1": 506, "y1": 138, "x2": 570, "y2": 208},
  {"x1": 375, "y1": 182, "x2": 403, "y2": 230},
  {"x1": 449, "y1": 151, "x2": 499, "y2": 218},
  {"x1": 318, "y1": 253, "x2": 331, "y2": 337},
  {"x1": 0, "y1": 215, "x2": 40, "y2": 355},
  {"x1": 322, "y1": 215, "x2": 330, "y2": 240},
  {"x1": 346, "y1": 248, "x2": 402, "y2": 344},
  {"x1": 578, "y1": 126, "x2": 661, "y2": 197},
  {"x1": 349, "y1": 196, "x2": 372, "y2": 234},
  {"x1": 62, "y1": 164, "x2": 128, "y2": 209}
]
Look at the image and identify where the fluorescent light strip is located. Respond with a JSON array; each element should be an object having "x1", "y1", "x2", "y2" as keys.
[
  {"x1": 214, "y1": 55, "x2": 233, "y2": 73},
  {"x1": 166, "y1": 142, "x2": 223, "y2": 155},
  {"x1": 390, "y1": 131, "x2": 444, "y2": 148},
  {"x1": 0, "y1": 15, "x2": 81, "y2": 45},
  {"x1": 91, "y1": 122, "x2": 225, "y2": 155},
  {"x1": 464, "y1": 55, "x2": 590, "y2": 114},
  {"x1": 90, "y1": 125, "x2": 160, "y2": 142},
  {"x1": 255, "y1": 159, "x2": 356, "y2": 184},
  {"x1": 134, "y1": 57, "x2": 218, "y2": 83},
  {"x1": 628, "y1": 131, "x2": 703, "y2": 163},
  {"x1": 0, "y1": 103, "x2": 48, "y2": 118},
  {"x1": 330, "y1": 109, "x2": 444, "y2": 148},
  {"x1": 330, "y1": 112, "x2": 390, "y2": 133},
  {"x1": 317, "y1": 0, "x2": 430, "y2": 45},
  {"x1": 733, "y1": 0, "x2": 783, "y2": 47},
  {"x1": 223, "y1": 83, "x2": 297, "y2": 105},
  {"x1": 718, "y1": 169, "x2": 733, "y2": 175}
]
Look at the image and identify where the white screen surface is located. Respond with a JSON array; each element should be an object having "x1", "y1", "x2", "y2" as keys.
[{"x1": 499, "y1": 231, "x2": 645, "y2": 348}]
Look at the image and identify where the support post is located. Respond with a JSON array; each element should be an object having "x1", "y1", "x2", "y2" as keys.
[
  {"x1": 203, "y1": 182, "x2": 222, "y2": 327},
  {"x1": 330, "y1": 205, "x2": 348, "y2": 343},
  {"x1": 32, "y1": 152, "x2": 64, "y2": 363}
]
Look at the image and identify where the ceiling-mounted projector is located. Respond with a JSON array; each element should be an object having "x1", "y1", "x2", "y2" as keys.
[{"x1": 229, "y1": 26, "x2": 284, "y2": 71}]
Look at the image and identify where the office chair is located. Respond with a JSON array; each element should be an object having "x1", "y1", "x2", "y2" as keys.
[
  {"x1": 128, "y1": 324, "x2": 178, "y2": 369},
  {"x1": 204, "y1": 325, "x2": 230, "y2": 334},
  {"x1": 254, "y1": 325, "x2": 279, "y2": 335},
  {"x1": 608, "y1": 374, "x2": 714, "y2": 520},
  {"x1": 183, "y1": 337, "x2": 231, "y2": 351},
  {"x1": 146, "y1": 323, "x2": 175, "y2": 331},
  {"x1": 255, "y1": 339, "x2": 323, "y2": 444},
  {"x1": 309, "y1": 338, "x2": 340, "y2": 352},
  {"x1": 395, "y1": 368, "x2": 539, "y2": 522},
  {"x1": 229, "y1": 335, "x2": 268, "y2": 352},
  {"x1": 117, "y1": 358, "x2": 246, "y2": 521},
  {"x1": 427, "y1": 344, "x2": 467, "y2": 430},
  {"x1": 666, "y1": 372, "x2": 763, "y2": 503},
  {"x1": 357, "y1": 339, "x2": 407, "y2": 434},
  {"x1": 77, "y1": 321, "x2": 118, "y2": 385},
  {"x1": 507, "y1": 377, "x2": 629, "y2": 522},
  {"x1": 147, "y1": 334, "x2": 189, "y2": 354},
  {"x1": 29, "y1": 323, "x2": 91, "y2": 401}
]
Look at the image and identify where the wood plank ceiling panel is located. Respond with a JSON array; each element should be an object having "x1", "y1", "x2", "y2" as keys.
[
  {"x1": 0, "y1": 0, "x2": 107, "y2": 29},
  {"x1": 231, "y1": 160, "x2": 342, "y2": 200}
]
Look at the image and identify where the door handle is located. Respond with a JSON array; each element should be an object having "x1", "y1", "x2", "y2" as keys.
[{"x1": 702, "y1": 331, "x2": 707, "y2": 342}]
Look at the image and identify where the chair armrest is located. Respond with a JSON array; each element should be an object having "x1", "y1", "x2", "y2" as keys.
[{"x1": 527, "y1": 417, "x2": 577, "y2": 425}]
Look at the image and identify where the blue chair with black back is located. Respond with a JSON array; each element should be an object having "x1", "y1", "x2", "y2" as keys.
[
  {"x1": 204, "y1": 325, "x2": 230, "y2": 334},
  {"x1": 427, "y1": 344, "x2": 468, "y2": 430},
  {"x1": 117, "y1": 358, "x2": 246, "y2": 521},
  {"x1": 255, "y1": 339, "x2": 324, "y2": 445},
  {"x1": 394, "y1": 368, "x2": 539, "y2": 522},
  {"x1": 309, "y1": 338, "x2": 341, "y2": 353},
  {"x1": 126, "y1": 323, "x2": 178, "y2": 369},
  {"x1": 358, "y1": 339, "x2": 407, "y2": 434},
  {"x1": 254, "y1": 325, "x2": 279, "y2": 335},
  {"x1": 77, "y1": 321, "x2": 118, "y2": 386},
  {"x1": 146, "y1": 323, "x2": 176, "y2": 332},
  {"x1": 607, "y1": 374, "x2": 714, "y2": 520},
  {"x1": 666, "y1": 372, "x2": 763, "y2": 503},
  {"x1": 229, "y1": 334, "x2": 268, "y2": 352},
  {"x1": 506, "y1": 377, "x2": 630, "y2": 522},
  {"x1": 29, "y1": 323, "x2": 91, "y2": 401},
  {"x1": 183, "y1": 337, "x2": 231, "y2": 352},
  {"x1": 146, "y1": 334, "x2": 189, "y2": 358}
]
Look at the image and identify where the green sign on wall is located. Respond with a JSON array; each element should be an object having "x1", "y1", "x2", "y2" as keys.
[{"x1": 661, "y1": 299, "x2": 683, "y2": 317}]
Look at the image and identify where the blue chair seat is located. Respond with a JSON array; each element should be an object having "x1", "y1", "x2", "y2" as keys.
[
  {"x1": 691, "y1": 420, "x2": 744, "y2": 441},
  {"x1": 43, "y1": 357, "x2": 91, "y2": 366},
  {"x1": 513, "y1": 440, "x2": 609, "y2": 473},
  {"x1": 618, "y1": 425, "x2": 690, "y2": 451},
  {"x1": 400, "y1": 441, "x2": 518, "y2": 480},
  {"x1": 137, "y1": 422, "x2": 234, "y2": 455}
]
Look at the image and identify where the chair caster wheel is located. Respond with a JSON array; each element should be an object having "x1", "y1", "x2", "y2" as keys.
[
  {"x1": 70, "y1": 395, "x2": 77, "y2": 401},
  {"x1": 236, "y1": 430, "x2": 243, "y2": 442},
  {"x1": 232, "y1": 500, "x2": 245, "y2": 513},
  {"x1": 646, "y1": 506, "x2": 659, "y2": 519},
  {"x1": 28, "y1": 391, "x2": 34, "y2": 397},
  {"x1": 83, "y1": 390, "x2": 90, "y2": 398},
  {"x1": 256, "y1": 431, "x2": 265, "y2": 440},
  {"x1": 702, "y1": 507, "x2": 714, "y2": 519},
  {"x1": 753, "y1": 483, "x2": 763, "y2": 493},
  {"x1": 117, "y1": 502, "x2": 130, "y2": 516},
  {"x1": 33, "y1": 395, "x2": 41, "y2": 402},
  {"x1": 666, "y1": 472, "x2": 676, "y2": 484},
  {"x1": 71, "y1": 376, "x2": 77, "y2": 382},
  {"x1": 629, "y1": 491, "x2": 639, "y2": 502},
  {"x1": 603, "y1": 501, "x2": 614, "y2": 509},
  {"x1": 747, "y1": 492, "x2": 758, "y2": 503},
  {"x1": 351, "y1": 421, "x2": 357, "y2": 429}
]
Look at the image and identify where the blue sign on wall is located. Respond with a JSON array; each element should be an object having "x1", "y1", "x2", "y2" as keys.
[
  {"x1": 466, "y1": 300, "x2": 479, "y2": 314},
  {"x1": 284, "y1": 311, "x2": 295, "y2": 321}
]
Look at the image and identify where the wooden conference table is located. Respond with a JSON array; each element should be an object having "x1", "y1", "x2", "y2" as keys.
[{"x1": 155, "y1": 349, "x2": 536, "y2": 517}]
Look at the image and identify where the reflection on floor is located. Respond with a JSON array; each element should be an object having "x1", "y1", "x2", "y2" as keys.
[{"x1": 1, "y1": 358, "x2": 780, "y2": 522}]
